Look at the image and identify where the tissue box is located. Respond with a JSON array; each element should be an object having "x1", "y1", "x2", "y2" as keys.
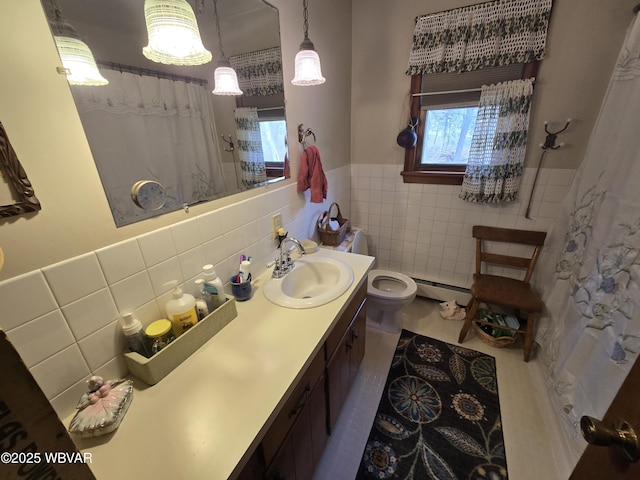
[{"x1": 124, "y1": 296, "x2": 237, "y2": 385}]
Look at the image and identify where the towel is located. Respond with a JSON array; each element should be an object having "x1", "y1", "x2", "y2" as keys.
[{"x1": 297, "y1": 145, "x2": 328, "y2": 203}]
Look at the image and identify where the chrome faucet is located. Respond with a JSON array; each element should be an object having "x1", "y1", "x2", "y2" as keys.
[{"x1": 272, "y1": 237, "x2": 306, "y2": 278}]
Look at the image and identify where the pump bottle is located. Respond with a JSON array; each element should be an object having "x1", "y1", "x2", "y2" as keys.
[
  {"x1": 164, "y1": 281, "x2": 198, "y2": 336},
  {"x1": 121, "y1": 313, "x2": 151, "y2": 357}
]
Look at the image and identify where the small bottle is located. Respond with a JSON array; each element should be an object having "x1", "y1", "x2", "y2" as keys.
[
  {"x1": 202, "y1": 265, "x2": 226, "y2": 309},
  {"x1": 121, "y1": 313, "x2": 152, "y2": 358},
  {"x1": 239, "y1": 260, "x2": 251, "y2": 283},
  {"x1": 194, "y1": 279, "x2": 211, "y2": 320},
  {"x1": 164, "y1": 281, "x2": 199, "y2": 337}
]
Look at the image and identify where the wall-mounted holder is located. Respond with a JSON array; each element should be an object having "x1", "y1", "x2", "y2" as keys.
[
  {"x1": 221, "y1": 134, "x2": 235, "y2": 152},
  {"x1": 298, "y1": 124, "x2": 316, "y2": 148},
  {"x1": 525, "y1": 118, "x2": 572, "y2": 219}
]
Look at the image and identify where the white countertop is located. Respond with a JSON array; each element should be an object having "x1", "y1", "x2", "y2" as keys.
[{"x1": 68, "y1": 249, "x2": 375, "y2": 480}]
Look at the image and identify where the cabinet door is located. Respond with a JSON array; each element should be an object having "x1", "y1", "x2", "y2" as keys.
[
  {"x1": 309, "y1": 373, "x2": 329, "y2": 467},
  {"x1": 327, "y1": 333, "x2": 350, "y2": 432},
  {"x1": 349, "y1": 303, "x2": 367, "y2": 384}
]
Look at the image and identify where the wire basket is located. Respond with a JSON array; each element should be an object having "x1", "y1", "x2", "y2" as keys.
[
  {"x1": 472, "y1": 321, "x2": 516, "y2": 348},
  {"x1": 317, "y1": 202, "x2": 351, "y2": 246}
]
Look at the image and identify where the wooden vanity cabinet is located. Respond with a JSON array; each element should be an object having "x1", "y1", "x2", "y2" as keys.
[{"x1": 237, "y1": 282, "x2": 367, "y2": 480}]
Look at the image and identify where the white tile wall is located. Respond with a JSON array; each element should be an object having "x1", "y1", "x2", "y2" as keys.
[
  {"x1": 350, "y1": 164, "x2": 574, "y2": 288},
  {"x1": 0, "y1": 167, "x2": 351, "y2": 420}
]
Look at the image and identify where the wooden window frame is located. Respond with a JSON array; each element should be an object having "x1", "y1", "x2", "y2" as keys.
[{"x1": 401, "y1": 62, "x2": 539, "y2": 185}]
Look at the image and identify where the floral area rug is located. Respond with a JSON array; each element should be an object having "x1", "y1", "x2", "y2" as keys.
[{"x1": 356, "y1": 330, "x2": 508, "y2": 479}]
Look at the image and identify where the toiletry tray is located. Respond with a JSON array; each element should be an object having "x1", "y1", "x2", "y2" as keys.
[{"x1": 124, "y1": 296, "x2": 237, "y2": 385}]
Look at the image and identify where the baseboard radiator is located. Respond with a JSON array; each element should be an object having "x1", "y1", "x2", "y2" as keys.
[{"x1": 412, "y1": 277, "x2": 471, "y2": 306}]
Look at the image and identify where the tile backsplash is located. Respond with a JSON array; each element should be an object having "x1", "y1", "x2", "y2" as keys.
[
  {"x1": 0, "y1": 167, "x2": 350, "y2": 419},
  {"x1": 0, "y1": 163, "x2": 571, "y2": 421}
]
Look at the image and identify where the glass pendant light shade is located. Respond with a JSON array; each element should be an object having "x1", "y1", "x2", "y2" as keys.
[
  {"x1": 291, "y1": 0, "x2": 325, "y2": 86},
  {"x1": 142, "y1": 0, "x2": 212, "y2": 66},
  {"x1": 212, "y1": 59, "x2": 243, "y2": 95},
  {"x1": 291, "y1": 38, "x2": 325, "y2": 86},
  {"x1": 54, "y1": 36, "x2": 109, "y2": 86},
  {"x1": 46, "y1": 0, "x2": 108, "y2": 86}
]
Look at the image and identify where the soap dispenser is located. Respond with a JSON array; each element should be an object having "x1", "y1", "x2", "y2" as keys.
[
  {"x1": 121, "y1": 313, "x2": 152, "y2": 358},
  {"x1": 164, "y1": 281, "x2": 198, "y2": 337},
  {"x1": 202, "y1": 264, "x2": 226, "y2": 309}
]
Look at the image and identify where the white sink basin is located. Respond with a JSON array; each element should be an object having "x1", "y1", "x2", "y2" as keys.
[{"x1": 263, "y1": 256, "x2": 354, "y2": 309}]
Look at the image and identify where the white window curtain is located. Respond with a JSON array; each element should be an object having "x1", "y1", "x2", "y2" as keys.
[
  {"x1": 234, "y1": 107, "x2": 266, "y2": 188},
  {"x1": 407, "y1": 0, "x2": 552, "y2": 75},
  {"x1": 229, "y1": 47, "x2": 283, "y2": 97},
  {"x1": 70, "y1": 68, "x2": 228, "y2": 226},
  {"x1": 459, "y1": 78, "x2": 534, "y2": 203}
]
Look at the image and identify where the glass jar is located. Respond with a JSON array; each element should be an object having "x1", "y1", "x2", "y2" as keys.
[{"x1": 145, "y1": 319, "x2": 175, "y2": 355}]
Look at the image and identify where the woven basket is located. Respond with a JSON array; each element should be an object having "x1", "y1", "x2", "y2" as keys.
[
  {"x1": 317, "y1": 202, "x2": 351, "y2": 246},
  {"x1": 472, "y1": 321, "x2": 516, "y2": 348}
]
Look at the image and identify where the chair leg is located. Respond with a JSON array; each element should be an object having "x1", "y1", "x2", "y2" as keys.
[
  {"x1": 458, "y1": 298, "x2": 479, "y2": 343},
  {"x1": 523, "y1": 312, "x2": 535, "y2": 362}
]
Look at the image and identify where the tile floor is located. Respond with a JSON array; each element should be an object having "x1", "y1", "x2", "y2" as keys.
[{"x1": 312, "y1": 297, "x2": 562, "y2": 480}]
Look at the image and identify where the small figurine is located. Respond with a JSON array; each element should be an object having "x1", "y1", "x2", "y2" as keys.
[
  {"x1": 439, "y1": 300, "x2": 466, "y2": 321},
  {"x1": 68, "y1": 376, "x2": 133, "y2": 438}
]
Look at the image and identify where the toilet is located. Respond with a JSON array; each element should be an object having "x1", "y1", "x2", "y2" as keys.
[{"x1": 351, "y1": 231, "x2": 417, "y2": 333}]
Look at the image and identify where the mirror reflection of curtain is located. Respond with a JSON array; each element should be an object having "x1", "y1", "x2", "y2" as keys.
[
  {"x1": 230, "y1": 46, "x2": 283, "y2": 97},
  {"x1": 234, "y1": 107, "x2": 266, "y2": 188},
  {"x1": 70, "y1": 68, "x2": 228, "y2": 226}
]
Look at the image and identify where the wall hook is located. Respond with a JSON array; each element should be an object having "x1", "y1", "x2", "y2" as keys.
[
  {"x1": 221, "y1": 134, "x2": 234, "y2": 152},
  {"x1": 540, "y1": 118, "x2": 571, "y2": 150}
]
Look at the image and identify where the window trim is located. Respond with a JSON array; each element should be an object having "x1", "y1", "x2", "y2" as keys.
[{"x1": 401, "y1": 62, "x2": 539, "y2": 185}]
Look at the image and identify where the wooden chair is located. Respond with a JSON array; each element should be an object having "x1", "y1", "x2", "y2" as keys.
[{"x1": 458, "y1": 226, "x2": 547, "y2": 362}]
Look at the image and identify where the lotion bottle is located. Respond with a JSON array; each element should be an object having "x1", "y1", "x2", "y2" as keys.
[
  {"x1": 202, "y1": 264, "x2": 226, "y2": 309},
  {"x1": 121, "y1": 313, "x2": 151, "y2": 358},
  {"x1": 164, "y1": 281, "x2": 198, "y2": 336}
]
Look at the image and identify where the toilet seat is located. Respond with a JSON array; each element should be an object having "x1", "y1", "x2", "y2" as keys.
[{"x1": 367, "y1": 270, "x2": 417, "y2": 302}]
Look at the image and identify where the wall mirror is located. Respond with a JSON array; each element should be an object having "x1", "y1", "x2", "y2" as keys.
[{"x1": 40, "y1": 0, "x2": 288, "y2": 227}]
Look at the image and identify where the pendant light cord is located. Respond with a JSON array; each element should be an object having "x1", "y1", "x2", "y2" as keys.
[
  {"x1": 302, "y1": 0, "x2": 309, "y2": 41},
  {"x1": 213, "y1": 0, "x2": 226, "y2": 60}
]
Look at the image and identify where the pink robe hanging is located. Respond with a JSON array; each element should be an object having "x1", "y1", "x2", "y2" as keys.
[{"x1": 297, "y1": 145, "x2": 328, "y2": 203}]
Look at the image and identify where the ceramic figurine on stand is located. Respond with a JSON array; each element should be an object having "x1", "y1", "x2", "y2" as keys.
[{"x1": 68, "y1": 375, "x2": 133, "y2": 437}]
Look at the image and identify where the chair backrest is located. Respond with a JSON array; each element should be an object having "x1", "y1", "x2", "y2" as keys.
[{"x1": 473, "y1": 225, "x2": 547, "y2": 285}]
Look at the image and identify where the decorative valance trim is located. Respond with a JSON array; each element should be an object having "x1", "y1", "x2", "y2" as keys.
[
  {"x1": 229, "y1": 47, "x2": 283, "y2": 97},
  {"x1": 407, "y1": 0, "x2": 552, "y2": 75}
]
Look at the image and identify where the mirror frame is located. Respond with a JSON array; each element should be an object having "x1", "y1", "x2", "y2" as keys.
[{"x1": 0, "y1": 122, "x2": 41, "y2": 218}]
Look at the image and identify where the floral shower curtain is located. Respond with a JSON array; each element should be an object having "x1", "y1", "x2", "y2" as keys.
[
  {"x1": 234, "y1": 107, "x2": 266, "y2": 188},
  {"x1": 459, "y1": 78, "x2": 534, "y2": 203},
  {"x1": 70, "y1": 68, "x2": 228, "y2": 226},
  {"x1": 534, "y1": 13, "x2": 640, "y2": 466}
]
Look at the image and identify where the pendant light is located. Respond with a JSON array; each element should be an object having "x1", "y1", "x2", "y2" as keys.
[
  {"x1": 142, "y1": 0, "x2": 212, "y2": 66},
  {"x1": 211, "y1": 0, "x2": 243, "y2": 95},
  {"x1": 47, "y1": 0, "x2": 108, "y2": 86},
  {"x1": 291, "y1": 0, "x2": 325, "y2": 86}
]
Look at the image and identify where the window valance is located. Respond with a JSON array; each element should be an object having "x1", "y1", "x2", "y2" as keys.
[
  {"x1": 407, "y1": 0, "x2": 552, "y2": 75},
  {"x1": 229, "y1": 47, "x2": 283, "y2": 97}
]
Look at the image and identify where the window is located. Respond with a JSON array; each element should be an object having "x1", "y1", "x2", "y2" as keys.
[
  {"x1": 402, "y1": 63, "x2": 537, "y2": 185},
  {"x1": 256, "y1": 109, "x2": 287, "y2": 178},
  {"x1": 421, "y1": 103, "x2": 478, "y2": 166}
]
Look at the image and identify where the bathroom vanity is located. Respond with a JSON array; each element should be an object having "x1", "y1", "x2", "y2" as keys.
[{"x1": 67, "y1": 249, "x2": 374, "y2": 480}]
